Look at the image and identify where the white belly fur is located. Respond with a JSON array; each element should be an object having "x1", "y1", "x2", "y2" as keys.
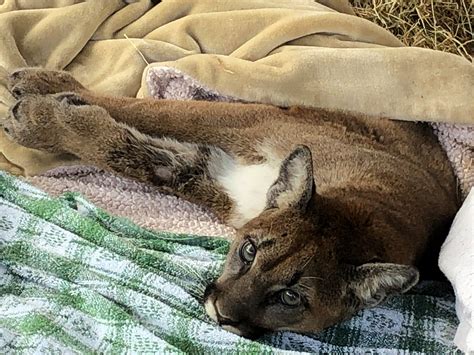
[{"x1": 217, "y1": 161, "x2": 280, "y2": 228}]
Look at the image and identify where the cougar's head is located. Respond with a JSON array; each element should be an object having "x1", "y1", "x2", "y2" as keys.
[{"x1": 204, "y1": 145, "x2": 418, "y2": 338}]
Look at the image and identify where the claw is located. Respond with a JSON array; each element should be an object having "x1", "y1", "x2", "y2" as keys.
[
  {"x1": 56, "y1": 93, "x2": 88, "y2": 106},
  {"x1": 11, "y1": 87, "x2": 24, "y2": 99},
  {"x1": 9, "y1": 69, "x2": 26, "y2": 81}
]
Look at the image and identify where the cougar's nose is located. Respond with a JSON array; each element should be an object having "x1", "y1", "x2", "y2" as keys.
[{"x1": 203, "y1": 282, "x2": 216, "y2": 300}]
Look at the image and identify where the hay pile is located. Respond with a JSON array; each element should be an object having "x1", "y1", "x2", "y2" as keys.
[{"x1": 350, "y1": 0, "x2": 473, "y2": 61}]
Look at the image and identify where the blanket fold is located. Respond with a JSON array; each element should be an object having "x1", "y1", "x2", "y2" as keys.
[{"x1": 0, "y1": 0, "x2": 473, "y2": 176}]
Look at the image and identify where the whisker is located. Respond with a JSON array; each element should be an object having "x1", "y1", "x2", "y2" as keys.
[
  {"x1": 300, "y1": 276, "x2": 324, "y2": 281},
  {"x1": 301, "y1": 254, "x2": 314, "y2": 269},
  {"x1": 298, "y1": 283, "x2": 312, "y2": 290}
]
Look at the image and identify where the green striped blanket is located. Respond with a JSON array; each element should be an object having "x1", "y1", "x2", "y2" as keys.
[{"x1": 0, "y1": 172, "x2": 459, "y2": 354}]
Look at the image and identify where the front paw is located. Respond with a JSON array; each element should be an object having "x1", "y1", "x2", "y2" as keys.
[
  {"x1": 3, "y1": 93, "x2": 113, "y2": 155},
  {"x1": 3, "y1": 95, "x2": 69, "y2": 153},
  {"x1": 8, "y1": 68, "x2": 85, "y2": 99}
]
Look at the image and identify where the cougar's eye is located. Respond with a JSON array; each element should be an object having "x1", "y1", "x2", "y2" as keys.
[
  {"x1": 239, "y1": 240, "x2": 256, "y2": 264},
  {"x1": 280, "y1": 289, "x2": 301, "y2": 307}
]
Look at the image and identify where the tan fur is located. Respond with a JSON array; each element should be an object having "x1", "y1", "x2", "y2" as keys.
[{"x1": 4, "y1": 68, "x2": 458, "y2": 338}]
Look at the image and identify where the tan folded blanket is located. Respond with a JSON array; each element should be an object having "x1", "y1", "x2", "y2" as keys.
[{"x1": 0, "y1": 0, "x2": 473, "y2": 176}]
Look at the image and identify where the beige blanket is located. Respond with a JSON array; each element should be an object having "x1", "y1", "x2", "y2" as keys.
[{"x1": 0, "y1": 0, "x2": 473, "y2": 176}]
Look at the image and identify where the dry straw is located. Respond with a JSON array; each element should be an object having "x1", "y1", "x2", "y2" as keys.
[{"x1": 350, "y1": 0, "x2": 473, "y2": 61}]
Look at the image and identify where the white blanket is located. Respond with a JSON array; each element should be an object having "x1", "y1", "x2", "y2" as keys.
[{"x1": 439, "y1": 189, "x2": 474, "y2": 353}]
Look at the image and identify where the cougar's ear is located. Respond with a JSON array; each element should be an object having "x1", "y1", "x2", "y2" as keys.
[
  {"x1": 347, "y1": 263, "x2": 419, "y2": 308},
  {"x1": 266, "y1": 145, "x2": 315, "y2": 212}
]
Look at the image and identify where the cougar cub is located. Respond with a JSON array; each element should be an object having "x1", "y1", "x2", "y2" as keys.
[{"x1": 4, "y1": 68, "x2": 458, "y2": 338}]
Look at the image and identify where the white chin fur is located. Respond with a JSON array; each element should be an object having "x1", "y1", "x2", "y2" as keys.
[
  {"x1": 221, "y1": 325, "x2": 243, "y2": 336},
  {"x1": 204, "y1": 298, "x2": 218, "y2": 323}
]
